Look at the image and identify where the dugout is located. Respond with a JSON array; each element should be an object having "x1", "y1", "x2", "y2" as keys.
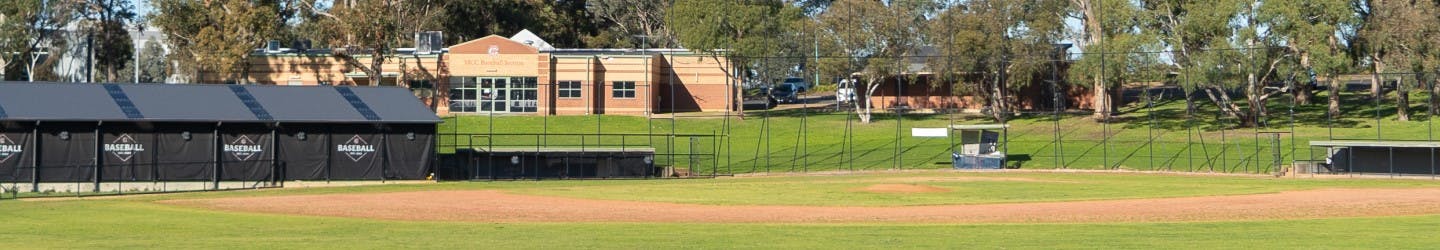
[
  {"x1": 1310, "y1": 141, "x2": 1440, "y2": 175},
  {"x1": 0, "y1": 82, "x2": 440, "y2": 192},
  {"x1": 448, "y1": 147, "x2": 656, "y2": 180}
]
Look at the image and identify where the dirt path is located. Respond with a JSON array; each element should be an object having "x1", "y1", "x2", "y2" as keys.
[{"x1": 163, "y1": 188, "x2": 1440, "y2": 223}]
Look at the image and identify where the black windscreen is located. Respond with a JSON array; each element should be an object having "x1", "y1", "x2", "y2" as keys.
[
  {"x1": 0, "y1": 122, "x2": 34, "y2": 182},
  {"x1": 38, "y1": 123, "x2": 96, "y2": 182},
  {"x1": 279, "y1": 124, "x2": 328, "y2": 180},
  {"x1": 329, "y1": 125, "x2": 383, "y2": 180},
  {"x1": 385, "y1": 124, "x2": 433, "y2": 180},
  {"x1": 220, "y1": 124, "x2": 273, "y2": 181},
  {"x1": 154, "y1": 124, "x2": 214, "y2": 181},
  {"x1": 100, "y1": 124, "x2": 155, "y2": 181}
]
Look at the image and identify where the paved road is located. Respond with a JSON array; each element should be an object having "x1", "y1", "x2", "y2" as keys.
[{"x1": 742, "y1": 91, "x2": 847, "y2": 111}]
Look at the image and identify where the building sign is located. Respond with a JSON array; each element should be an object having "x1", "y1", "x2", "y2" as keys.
[
  {"x1": 0, "y1": 135, "x2": 21, "y2": 164},
  {"x1": 336, "y1": 135, "x2": 375, "y2": 162},
  {"x1": 104, "y1": 134, "x2": 145, "y2": 162},
  {"x1": 460, "y1": 58, "x2": 527, "y2": 67},
  {"x1": 224, "y1": 135, "x2": 264, "y2": 161}
]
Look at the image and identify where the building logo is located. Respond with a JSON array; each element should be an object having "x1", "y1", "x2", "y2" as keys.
[
  {"x1": 336, "y1": 135, "x2": 375, "y2": 162},
  {"x1": 488, "y1": 45, "x2": 500, "y2": 57},
  {"x1": 104, "y1": 134, "x2": 145, "y2": 162},
  {"x1": 224, "y1": 135, "x2": 264, "y2": 161},
  {"x1": 0, "y1": 135, "x2": 21, "y2": 164}
]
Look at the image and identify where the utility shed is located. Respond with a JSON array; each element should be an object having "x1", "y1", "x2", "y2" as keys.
[{"x1": 0, "y1": 82, "x2": 440, "y2": 192}]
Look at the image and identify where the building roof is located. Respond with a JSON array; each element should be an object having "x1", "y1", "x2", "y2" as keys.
[
  {"x1": 0, "y1": 82, "x2": 441, "y2": 124},
  {"x1": 1310, "y1": 140, "x2": 1440, "y2": 148},
  {"x1": 509, "y1": 29, "x2": 555, "y2": 51},
  {"x1": 950, "y1": 124, "x2": 1009, "y2": 130}
]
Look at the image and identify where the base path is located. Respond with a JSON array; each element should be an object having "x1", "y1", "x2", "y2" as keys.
[{"x1": 164, "y1": 188, "x2": 1440, "y2": 223}]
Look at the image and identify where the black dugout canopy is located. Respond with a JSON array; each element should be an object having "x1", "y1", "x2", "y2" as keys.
[{"x1": 0, "y1": 82, "x2": 440, "y2": 183}]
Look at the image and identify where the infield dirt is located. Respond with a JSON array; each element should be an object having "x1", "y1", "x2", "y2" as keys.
[{"x1": 164, "y1": 188, "x2": 1440, "y2": 223}]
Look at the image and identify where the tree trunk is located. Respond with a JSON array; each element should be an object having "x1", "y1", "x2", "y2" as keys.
[
  {"x1": 990, "y1": 77, "x2": 1007, "y2": 122},
  {"x1": 1185, "y1": 91, "x2": 1195, "y2": 116},
  {"x1": 1295, "y1": 81, "x2": 1313, "y2": 105},
  {"x1": 1370, "y1": 56, "x2": 1383, "y2": 100},
  {"x1": 1295, "y1": 52, "x2": 1313, "y2": 105},
  {"x1": 1091, "y1": 76, "x2": 1110, "y2": 121},
  {"x1": 1397, "y1": 74, "x2": 1409, "y2": 121},
  {"x1": 1328, "y1": 78, "x2": 1341, "y2": 118},
  {"x1": 856, "y1": 77, "x2": 880, "y2": 124},
  {"x1": 1430, "y1": 76, "x2": 1440, "y2": 115}
]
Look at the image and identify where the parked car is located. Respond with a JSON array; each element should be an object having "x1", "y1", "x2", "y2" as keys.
[
  {"x1": 781, "y1": 77, "x2": 811, "y2": 92},
  {"x1": 835, "y1": 79, "x2": 857, "y2": 105},
  {"x1": 769, "y1": 83, "x2": 805, "y2": 104}
]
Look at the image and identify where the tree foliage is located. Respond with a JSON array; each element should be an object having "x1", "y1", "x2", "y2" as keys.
[
  {"x1": 150, "y1": 0, "x2": 281, "y2": 83},
  {"x1": 933, "y1": 0, "x2": 1070, "y2": 121}
]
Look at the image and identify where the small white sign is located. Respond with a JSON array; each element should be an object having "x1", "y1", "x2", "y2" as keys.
[{"x1": 911, "y1": 128, "x2": 948, "y2": 138}]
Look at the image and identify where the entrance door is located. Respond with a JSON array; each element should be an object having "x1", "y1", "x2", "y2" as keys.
[{"x1": 478, "y1": 77, "x2": 509, "y2": 113}]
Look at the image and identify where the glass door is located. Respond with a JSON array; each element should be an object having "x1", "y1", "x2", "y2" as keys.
[
  {"x1": 478, "y1": 77, "x2": 509, "y2": 113},
  {"x1": 454, "y1": 76, "x2": 537, "y2": 114}
]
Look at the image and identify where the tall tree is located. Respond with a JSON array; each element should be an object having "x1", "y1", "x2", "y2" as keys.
[
  {"x1": 441, "y1": 0, "x2": 598, "y2": 48},
  {"x1": 1, "y1": 0, "x2": 78, "y2": 81},
  {"x1": 150, "y1": 0, "x2": 281, "y2": 83},
  {"x1": 1146, "y1": 0, "x2": 1292, "y2": 127},
  {"x1": 302, "y1": 0, "x2": 444, "y2": 86},
  {"x1": 669, "y1": 0, "x2": 803, "y2": 84},
  {"x1": 817, "y1": 0, "x2": 934, "y2": 123},
  {"x1": 588, "y1": 0, "x2": 676, "y2": 48},
  {"x1": 1257, "y1": 0, "x2": 1355, "y2": 117},
  {"x1": 934, "y1": 0, "x2": 1071, "y2": 122},
  {"x1": 1357, "y1": 0, "x2": 1440, "y2": 121},
  {"x1": 117, "y1": 38, "x2": 167, "y2": 83},
  {"x1": 1069, "y1": 0, "x2": 1158, "y2": 121},
  {"x1": 79, "y1": 0, "x2": 138, "y2": 82}
]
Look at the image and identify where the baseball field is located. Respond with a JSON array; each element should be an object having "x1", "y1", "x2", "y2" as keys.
[{"x1": 8, "y1": 171, "x2": 1440, "y2": 249}]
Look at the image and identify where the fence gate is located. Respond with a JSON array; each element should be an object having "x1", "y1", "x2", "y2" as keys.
[{"x1": 1258, "y1": 132, "x2": 1292, "y2": 176}]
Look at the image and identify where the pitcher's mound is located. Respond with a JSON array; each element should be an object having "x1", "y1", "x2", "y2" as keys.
[{"x1": 853, "y1": 184, "x2": 950, "y2": 193}]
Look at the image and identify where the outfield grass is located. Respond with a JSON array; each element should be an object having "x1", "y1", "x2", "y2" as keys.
[
  {"x1": 439, "y1": 90, "x2": 1440, "y2": 175},
  {"x1": 5, "y1": 172, "x2": 1440, "y2": 249}
]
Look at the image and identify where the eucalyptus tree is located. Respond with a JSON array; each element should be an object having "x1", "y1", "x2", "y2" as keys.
[
  {"x1": 1256, "y1": 0, "x2": 1355, "y2": 117},
  {"x1": 1068, "y1": 0, "x2": 1161, "y2": 121},
  {"x1": 0, "y1": 0, "x2": 77, "y2": 81},
  {"x1": 1356, "y1": 0, "x2": 1440, "y2": 120},
  {"x1": 928, "y1": 0, "x2": 1068, "y2": 122},
  {"x1": 670, "y1": 0, "x2": 804, "y2": 85},
  {"x1": 588, "y1": 0, "x2": 676, "y2": 48},
  {"x1": 150, "y1": 0, "x2": 282, "y2": 83},
  {"x1": 298, "y1": 0, "x2": 444, "y2": 85},
  {"x1": 816, "y1": 0, "x2": 936, "y2": 123},
  {"x1": 1144, "y1": 0, "x2": 1294, "y2": 127}
]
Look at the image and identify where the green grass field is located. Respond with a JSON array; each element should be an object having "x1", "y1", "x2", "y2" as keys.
[
  {"x1": 7, "y1": 171, "x2": 1440, "y2": 249},
  {"x1": 439, "y1": 90, "x2": 1440, "y2": 175}
]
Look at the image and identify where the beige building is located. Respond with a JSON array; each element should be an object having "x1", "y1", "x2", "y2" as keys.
[{"x1": 203, "y1": 31, "x2": 739, "y2": 116}]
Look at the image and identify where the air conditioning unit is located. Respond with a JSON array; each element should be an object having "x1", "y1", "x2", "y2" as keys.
[
  {"x1": 415, "y1": 33, "x2": 431, "y2": 54},
  {"x1": 266, "y1": 40, "x2": 281, "y2": 53},
  {"x1": 415, "y1": 31, "x2": 444, "y2": 55}
]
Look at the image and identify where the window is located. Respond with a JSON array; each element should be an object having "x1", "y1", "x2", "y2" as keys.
[
  {"x1": 612, "y1": 81, "x2": 636, "y2": 98},
  {"x1": 558, "y1": 81, "x2": 582, "y2": 98},
  {"x1": 408, "y1": 80, "x2": 433, "y2": 89},
  {"x1": 509, "y1": 77, "x2": 538, "y2": 112},
  {"x1": 448, "y1": 77, "x2": 478, "y2": 113},
  {"x1": 287, "y1": 77, "x2": 303, "y2": 86},
  {"x1": 449, "y1": 76, "x2": 538, "y2": 113}
]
